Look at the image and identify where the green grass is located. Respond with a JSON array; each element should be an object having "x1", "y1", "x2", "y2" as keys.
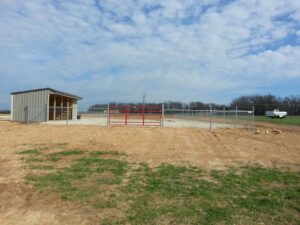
[
  {"x1": 26, "y1": 157, "x2": 128, "y2": 203},
  {"x1": 18, "y1": 149, "x2": 41, "y2": 155},
  {"x1": 22, "y1": 148, "x2": 300, "y2": 225},
  {"x1": 24, "y1": 157, "x2": 44, "y2": 163},
  {"x1": 255, "y1": 115, "x2": 300, "y2": 126},
  {"x1": 18, "y1": 147, "x2": 49, "y2": 155},
  {"x1": 30, "y1": 165, "x2": 55, "y2": 170},
  {"x1": 89, "y1": 150, "x2": 127, "y2": 156},
  {"x1": 49, "y1": 150, "x2": 85, "y2": 156},
  {"x1": 47, "y1": 156, "x2": 62, "y2": 162}
]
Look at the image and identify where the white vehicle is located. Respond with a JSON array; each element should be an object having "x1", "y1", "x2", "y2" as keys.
[{"x1": 265, "y1": 109, "x2": 287, "y2": 118}]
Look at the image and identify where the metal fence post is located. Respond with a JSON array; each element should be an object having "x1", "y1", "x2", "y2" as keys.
[
  {"x1": 125, "y1": 106, "x2": 128, "y2": 125},
  {"x1": 107, "y1": 104, "x2": 110, "y2": 127},
  {"x1": 223, "y1": 107, "x2": 225, "y2": 119},
  {"x1": 252, "y1": 106, "x2": 255, "y2": 130},
  {"x1": 142, "y1": 104, "x2": 145, "y2": 126},
  {"x1": 209, "y1": 105, "x2": 212, "y2": 131},
  {"x1": 235, "y1": 106, "x2": 238, "y2": 128},
  {"x1": 161, "y1": 104, "x2": 164, "y2": 127}
]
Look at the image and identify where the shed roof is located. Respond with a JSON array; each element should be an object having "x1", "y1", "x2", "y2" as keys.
[{"x1": 11, "y1": 88, "x2": 82, "y2": 100}]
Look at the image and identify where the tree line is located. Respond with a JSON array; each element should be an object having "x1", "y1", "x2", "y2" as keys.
[
  {"x1": 88, "y1": 95, "x2": 300, "y2": 115},
  {"x1": 230, "y1": 95, "x2": 300, "y2": 115}
]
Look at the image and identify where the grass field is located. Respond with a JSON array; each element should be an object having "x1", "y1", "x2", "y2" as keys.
[
  {"x1": 20, "y1": 147, "x2": 300, "y2": 225},
  {"x1": 255, "y1": 116, "x2": 300, "y2": 126}
]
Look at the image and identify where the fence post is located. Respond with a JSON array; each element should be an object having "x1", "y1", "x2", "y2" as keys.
[
  {"x1": 223, "y1": 107, "x2": 225, "y2": 119},
  {"x1": 107, "y1": 104, "x2": 110, "y2": 127},
  {"x1": 161, "y1": 104, "x2": 164, "y2": 127},
  {"x1": 235, "y1": 106, "x2": 238, "y2": 128},
  {"x1": 125, "y1": 106, "x2": 128, "y2": 126},
  {"x1": 142, "y1": 105, "x2": 145, "y2": 126},
  {"x1": 209, "y1": 105, "x2": 212, "y2": 131},
  {"x1": 252, "y1": 106, "x2": 255, "y2": 130}
]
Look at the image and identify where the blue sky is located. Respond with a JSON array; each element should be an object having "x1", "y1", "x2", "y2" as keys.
[{"x1": 0, "y1": 0, "x2": 300, "y2": 108}]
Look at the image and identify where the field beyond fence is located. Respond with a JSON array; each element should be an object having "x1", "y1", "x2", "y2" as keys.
[{"x1": 254, "y1": 116, "x2": 300, "y2": 126}]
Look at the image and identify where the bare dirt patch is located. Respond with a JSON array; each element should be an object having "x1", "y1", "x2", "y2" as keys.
[{"x1": 0, "y1": 122, "x2": 299, "y2": 224}]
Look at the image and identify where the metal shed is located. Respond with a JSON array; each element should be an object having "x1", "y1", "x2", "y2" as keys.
[{"x1": 11, "y1": 88, "x2": 82, "y2": 122}]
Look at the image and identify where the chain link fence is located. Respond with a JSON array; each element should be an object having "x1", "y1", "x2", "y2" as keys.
[
  {"x1": 9, "y1": 104, "x2": 255, "y2": 129},
  {"x1": 76, "y1": 107, "x2": 108, "y2": 126},
  {"x1": 41, "y1": 106, "x2": 108, "y2": 126},
  {"x1": 164, "y1": 107, "x2": 254, "y2": 129},
  {"x1": 0, "y1": 104, "x2": 10, "y2": 121}
]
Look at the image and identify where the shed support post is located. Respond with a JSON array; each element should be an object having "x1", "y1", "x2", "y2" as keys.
[
  {"x1": 54, "y1": 95, "x2": 56, "y2": 120},
  {"x1": 60, "y1": 96, "x2": 63, "y2": 120},
  {"x1": 67, "y1": 99, "x2": 69, "y2": 125}
]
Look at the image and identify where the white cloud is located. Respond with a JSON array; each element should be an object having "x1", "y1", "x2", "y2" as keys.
[{"x1": 0, "y1": 0, "x2": 299, "y2": 107}]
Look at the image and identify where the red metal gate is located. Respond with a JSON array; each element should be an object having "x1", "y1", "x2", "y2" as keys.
[{"x1": 108, "y1": 105, "x2": 162, "y2": 126}]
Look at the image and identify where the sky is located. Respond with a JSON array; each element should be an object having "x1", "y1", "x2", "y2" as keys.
[{"x1": 0, "y1": 0, "x2": 300, "y2": 108}]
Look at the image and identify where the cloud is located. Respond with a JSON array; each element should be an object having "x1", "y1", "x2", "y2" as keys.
[{"x1": 0, "y1": 0, "x2": 300, "y2": 108}]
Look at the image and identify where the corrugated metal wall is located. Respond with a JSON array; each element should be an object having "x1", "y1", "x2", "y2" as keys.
[{"x1": 12, "y1": 90, "x2": 49, "y2": 122}]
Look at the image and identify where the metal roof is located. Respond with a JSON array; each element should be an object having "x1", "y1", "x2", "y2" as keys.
[{"x1": 11, "y1": 87, "x2": 82, "y2": 100}]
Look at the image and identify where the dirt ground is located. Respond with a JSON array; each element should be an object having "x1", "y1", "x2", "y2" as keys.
[{"x1": 0, "y1": 121, "x2": 299, "y2": 224}]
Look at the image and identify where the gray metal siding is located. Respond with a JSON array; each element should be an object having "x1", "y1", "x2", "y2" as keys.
[{"x1": 12, "y1": 90, "x2": 49, "y2": 122}]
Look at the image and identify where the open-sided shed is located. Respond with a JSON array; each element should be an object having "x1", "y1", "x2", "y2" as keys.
[{"x1": 11, "y1": 88, "x2": 82, "y2": 122}]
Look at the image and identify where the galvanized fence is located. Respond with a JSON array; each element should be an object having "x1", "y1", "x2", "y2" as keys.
[
  {"x1": 164, "y1": 107, "x2": 254, "y2": 129},
  {"x1": 18, "y1": 104, "x2": 255, "y2": 129},
  {"x1": 0, "y1": 103, "x2": 10, "y2": 121},
  {"x1": 45, "y1": 106, "x2": 108, "y2": 126},
  {"x1": 77, "y1": 107, "x2": 108, "y2": 126},
  {"x1": 58, "y1": 105, "x2": 254, "y2": 129}
]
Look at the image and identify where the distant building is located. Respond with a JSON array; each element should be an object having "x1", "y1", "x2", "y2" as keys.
[{"x1": 11, "y1": 88, "x2": 82, "y2": 122}]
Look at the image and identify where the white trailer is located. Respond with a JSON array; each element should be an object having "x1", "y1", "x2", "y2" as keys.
[{"x1": 265, "y1": 109, "x2": 287, "y2": 118}]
